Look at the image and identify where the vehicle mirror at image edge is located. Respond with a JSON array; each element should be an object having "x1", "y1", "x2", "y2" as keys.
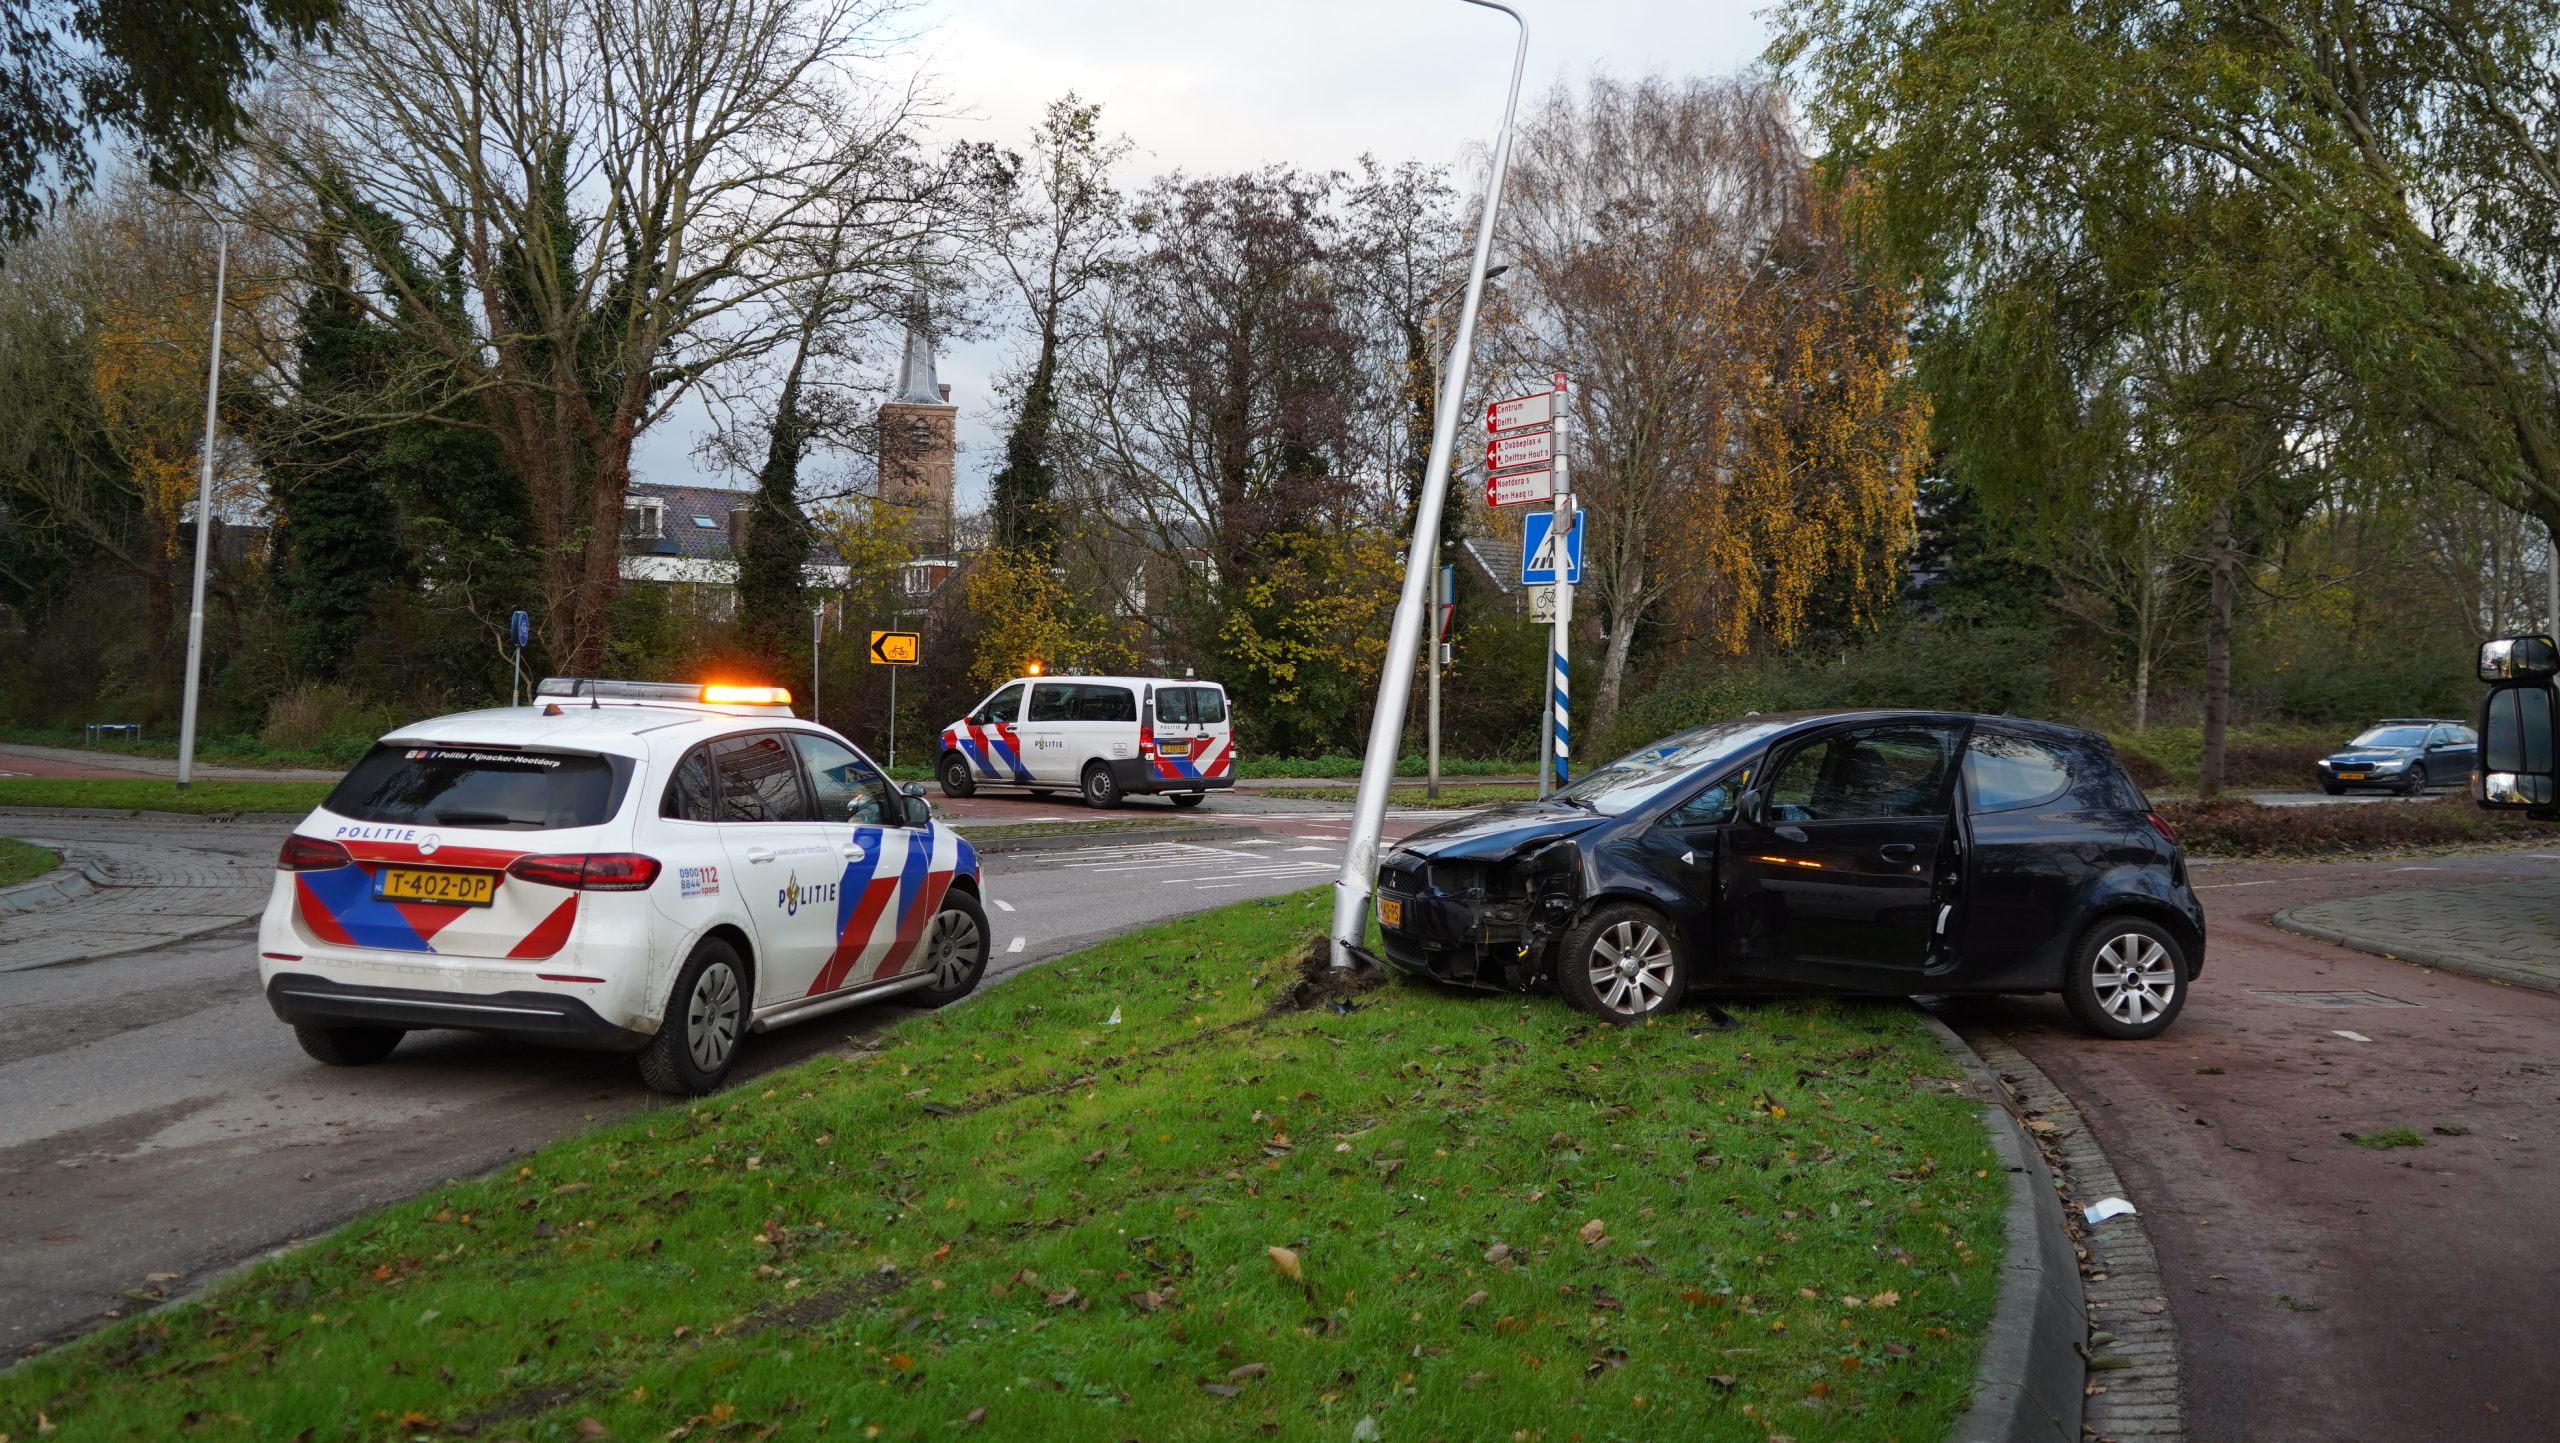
[
  {"x1": 2478, "y1": 634, "x2": 2560, "y2": 681},
  {"x1": 1735, "y1": 788, "x2": 1767, "y2": 827}
]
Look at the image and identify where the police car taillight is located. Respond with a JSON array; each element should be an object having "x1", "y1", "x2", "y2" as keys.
[
  {"x1": 278, "y1": 836, "x2": 353, "y2": 871},
  {"x1": 507, "y1": 853, "x2": 663, "y2": 891}
]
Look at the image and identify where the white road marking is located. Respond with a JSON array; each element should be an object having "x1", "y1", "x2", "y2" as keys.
[
  {"x1": 1285, "y1": 845, "x2": 1331, "y2": 853},
  {"x1": 2195, "y1": 879, "x2": 2283, "y2": 890},
  {"x1": 1231, "y1": 839, "x2": 1279, "y2": 846},
  {"x1": 1008, "y1": 935, "x2": 1025, "y2": 953},
  {"x1": 2388, "y1": 865, "x2": 2446, "y2": 872},
  {"x1": 992, "y1": 899, "x2": 1015, "y2": 913},
  {"x1": 2334, "y1": 1030, "x2": 2372, "y2": 1042}
]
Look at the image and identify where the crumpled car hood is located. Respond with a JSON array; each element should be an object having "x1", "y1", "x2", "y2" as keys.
[{"x1": 1389, "y1": 801, "x2": 1606, "y2": 862}]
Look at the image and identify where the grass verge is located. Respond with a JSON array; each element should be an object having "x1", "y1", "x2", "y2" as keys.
[
  {"x1": 1257, "y1": 783, "x2": 1543, "y2": 809},
  {"x1": 952, "y1": 817, "x2": 1218, "y2": 845},
  {"x1": 1238, "y1": 754, "x2": 1534, "y2": 780},
  {"x1": 0, "y1": 724, "x2": 365, "y2": 771},
  {"x1": 1, "y1": 890, "x2": 2005, "y2": 1443},
  {"x1": 0, "y1": 836, "x2": 58, "y2": 888},
  {"x1": 2159, "y1": 794, "x2": 2544, "y2": 859},
  {"x1": 0, "y1": 778, "x2": 336, "y2": 815}
]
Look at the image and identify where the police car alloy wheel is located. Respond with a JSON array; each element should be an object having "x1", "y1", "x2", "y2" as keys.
[
  {"x1": 639, "y1": 936, "x2": 750, "y2": 1096},
  {"x1": 913, "y1": 889, "x2": 990, "y2": 1007}
]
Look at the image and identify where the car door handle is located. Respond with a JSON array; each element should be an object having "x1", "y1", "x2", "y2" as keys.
[
  {"x1": 744, "y1": 847, "x2": 776, "y2": 864},
  {"x1": 1879, "y1": 843, "x2": 1917, "y2": 861},
  {"x1": 839, "y1": 843, "x2": 867, "y2": 861}
]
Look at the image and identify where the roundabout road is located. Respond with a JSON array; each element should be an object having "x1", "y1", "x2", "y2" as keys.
[{"x1": 1961, "y1": 846, "x2": 2560, "y2": 1443}]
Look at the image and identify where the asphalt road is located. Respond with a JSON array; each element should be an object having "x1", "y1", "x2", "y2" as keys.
[
  {"x1": 0, "y1": 798, "x2": 1452, "y2": 1357},
  {"x1": 1964, "y1": 847, "x2": 2560, "y2": 1443}
]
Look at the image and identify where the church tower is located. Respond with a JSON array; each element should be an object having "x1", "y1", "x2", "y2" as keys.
[{"x1": 878, "y1": 294, "x2": 956, "y2": 552}]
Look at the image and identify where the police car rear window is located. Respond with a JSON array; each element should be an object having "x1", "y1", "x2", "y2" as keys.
[{"x1": 325, "y1": 745, "x2": 623, "y2": 830}]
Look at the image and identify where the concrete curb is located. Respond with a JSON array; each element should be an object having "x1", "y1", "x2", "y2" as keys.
[
  {"x1": 2271, "y1": 907, "x2": 2559, "y2": 995},
  {"x1": 961, "y1": 824, "x2": 1248, "y2": 856},
  {"x1": 1917, "y1": 1010, "x2": 2087, "y2": 1443},
  {"x1": 0, "y1": 853, "x2": 108, "y2": 914}
]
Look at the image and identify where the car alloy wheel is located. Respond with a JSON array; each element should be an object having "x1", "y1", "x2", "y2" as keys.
[
  {"x1": 927, "y1": 908, "x2": 983, "y2": 991},
  {"x1": 1587, "y1": 918, "x2": 1676, "y2": 1017},
  {"x1": 686, "y1": 960, "x2": 743, "y2": 1073},
  {"x1": 939, "y1": 754, "x2": 977, "y2": 798},
  {"x1": 2088, "y1": 931, "x2": 2177, "y2": 1028},
  {"x1": 2403, "y1": 763, "x2": 2428, "y2": 795}
]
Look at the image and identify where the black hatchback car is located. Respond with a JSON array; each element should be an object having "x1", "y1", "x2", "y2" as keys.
[{"x1": 1366, "y1": 711, "x2": 2204, "y2": 1039}]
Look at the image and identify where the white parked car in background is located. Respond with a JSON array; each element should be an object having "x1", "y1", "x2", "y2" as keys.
[
  {"x1": 935, "y1": 673, "x2": 1236, "y2": 808},
  {"x1": 258, "y1": 678, "x2": 987, "y2": 1095}
]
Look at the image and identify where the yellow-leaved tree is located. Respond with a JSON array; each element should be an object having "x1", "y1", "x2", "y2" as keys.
[{"x1": 960, "y1": 547, "x2": 1137, "y2": 691}]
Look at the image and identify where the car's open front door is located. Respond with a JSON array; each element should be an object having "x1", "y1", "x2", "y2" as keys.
[{"x1": 1720, "y1": 722, "x2": 1965, "y2": 990}]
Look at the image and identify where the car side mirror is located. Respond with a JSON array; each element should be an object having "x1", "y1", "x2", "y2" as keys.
[
  {"x1": 899, "y1": 780, "x2": 933, "y2": 827},
  {"x1": 2479, "y1": 634, "x2": 2559, "y2": 682},
  {"x1": 1736, "y1": 789, "x2": 1767, "y2": 828},
  {"x1": 2477, "y1": 681, "x2": 2558, "y2": 812}
]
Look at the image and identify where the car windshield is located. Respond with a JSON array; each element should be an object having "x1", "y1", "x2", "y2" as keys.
[
  {"x1": 1552, "y1": 719, "x2": 1792, "y2": 815},
  {"x1": 2349, "y1": 726, "x2": 2430, "y2": 749}
]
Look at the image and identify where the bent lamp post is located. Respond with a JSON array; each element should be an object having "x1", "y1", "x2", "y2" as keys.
[{"x1": 1329, "y1": 0, "x2": 1529, "y2": 969}]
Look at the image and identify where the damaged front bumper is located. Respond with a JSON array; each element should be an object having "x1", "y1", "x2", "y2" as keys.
[{"x1": 1374, "y1": 845, "x2": 1579, "y2": 991}]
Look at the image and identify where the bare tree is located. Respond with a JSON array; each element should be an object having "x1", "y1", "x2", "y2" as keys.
[{"x1": 243, "y1": 0, "x2": 941, "y2": 671}]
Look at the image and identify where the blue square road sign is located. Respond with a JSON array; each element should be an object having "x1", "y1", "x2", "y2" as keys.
[{"x1": 1520, "y1": 511, "x2": 1586, "y2": 586}]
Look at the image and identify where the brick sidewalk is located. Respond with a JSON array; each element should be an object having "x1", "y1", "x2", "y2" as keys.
[
  {"x1": 2274, "y1": 880, "x2": 2560, "y2": 993},
  {"x1": 0, "y1": 840, "x2": 271, "y2": 973}
]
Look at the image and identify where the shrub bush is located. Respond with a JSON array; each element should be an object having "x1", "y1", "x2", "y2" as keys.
[{"x1": 2158, "y1": 794, "x2": 2540, "y2": 858}]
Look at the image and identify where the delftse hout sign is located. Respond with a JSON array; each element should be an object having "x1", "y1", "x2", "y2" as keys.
[{"x1": 1482, "y1": 386, "x2": 1557, "y2": 508}]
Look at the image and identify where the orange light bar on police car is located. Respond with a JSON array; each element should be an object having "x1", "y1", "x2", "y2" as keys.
[
  {"x1": 1025, "y1": 661, "x2": 1045, "y2": 676},
  {"x1": 701, "y1": 684, "x2": 791, "y2": 706}
]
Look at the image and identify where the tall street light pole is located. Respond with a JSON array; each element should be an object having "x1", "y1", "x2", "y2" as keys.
[
  {"x1": 1329, "y1": 0, "x2": 1528, "y2": 968},
  {"x1": 176, "y1": 220, "x2": 230, "y2": 790}
]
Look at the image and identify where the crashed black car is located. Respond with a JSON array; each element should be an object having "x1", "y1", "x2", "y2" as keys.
[{"x1": 1364, "y1": 711, "x2": 2205, "y2": 1038}]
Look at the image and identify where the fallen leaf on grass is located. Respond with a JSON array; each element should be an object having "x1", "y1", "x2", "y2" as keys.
[
  {"x1": 1461, "y1": 1290, "x2": 1489, "y2": 1308},
  {"x1": 1869, "y1": 1290, "x2": 1900, "y2": 1308},
  {"x1": 1228, "y1": 1362, "x2": 1268, "y2": 1380},
  {"x1": 575, "y1": 1420, "x2": 609, "y2": 1439},
  {"x1": 1483, "y1": 1242, "x2": 1511, "y2": 1264},
  {"x1": 964, "y1": 1407, "x2": 987, "y2": 1426},
  {"x1": 1578, "y1": 1218, "x2": 1607, "y2": 1245},
  {"x1": 1268, "y1": 1246, "x2": 1303, "y2": 1282},
  {"x1": 1199, "y1": 1383, "x2": 1240, "y2": 1398}
]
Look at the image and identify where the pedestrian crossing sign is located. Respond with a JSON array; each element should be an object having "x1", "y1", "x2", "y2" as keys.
[{"x1": 1521, "y1": 511, "x2": 1585, "y2": 586}]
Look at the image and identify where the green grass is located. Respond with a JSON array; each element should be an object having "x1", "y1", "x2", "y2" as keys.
[
  {"x1": 0, "y1": 778, "x2": 336, "y2": 815},
  {"x1": 2347, "y1": 1126, "x2": 2428, "y2": 1150},
  {"x1": 953, "y1": 817, "x2": 1218, "y2": 844},
  {"x1": 0, "y1": 889, "x2": 2006, "y2": 1443},
  {"x1": 1259, "y1": 783, "x2": 1544, "y2": 809},
  {"x1": 0, "y1": 835, "x2": 58, "y2": 887},
  {"x1": 0, "y1": 724, "x2": 368, "y2": 771},
  {"x1": 1238, "y1": 754, "x2": 1534, "y2": 780}
]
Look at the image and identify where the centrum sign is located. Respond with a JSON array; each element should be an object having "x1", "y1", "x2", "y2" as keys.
[
  {"x1": 1484, "y1": 390, "x2": 1554, "y2": 432},
  {"x1": 1483, "y1": 387, "x2": 1558, "y2": 509}
]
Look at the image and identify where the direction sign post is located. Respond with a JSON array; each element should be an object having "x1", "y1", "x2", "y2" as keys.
[
  {"x1": 508, "y1": 609, "x2": 530, "y2": 707},
  {"x1": 1544, "y1": 372, "x2": 1573, "y2": 793},
  {"x1": 869, "y1": 629, "x2": 920, "y2": 767}
]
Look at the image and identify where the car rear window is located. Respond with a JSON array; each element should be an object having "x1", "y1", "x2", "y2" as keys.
[
  {"x1": 1965, "y1": 733, "x2": 2072, "y2": 812},
  {"x1": 327, "y1": 745, "x2": 623, "y2": 830}
]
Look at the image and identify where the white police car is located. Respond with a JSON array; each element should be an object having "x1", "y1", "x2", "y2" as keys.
[{"x1": 257, "y1": 678, "x2": 987, "y2": 1095}]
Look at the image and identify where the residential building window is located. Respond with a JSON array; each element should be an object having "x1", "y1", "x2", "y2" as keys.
[{"x1": 623, "y1": 498, "x2": 665, "y2": 542}]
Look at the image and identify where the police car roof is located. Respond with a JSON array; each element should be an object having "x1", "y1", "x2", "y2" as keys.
[{"x1": 383, "y1": 704, "x2": 830, "y2": 757}]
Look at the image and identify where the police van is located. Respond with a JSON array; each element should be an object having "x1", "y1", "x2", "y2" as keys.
[
  {"x1": 259, "y1": 679, "x2": 987, "y2": 1095},
  {"x1": 936, "y1": 674, "x2": 1236, "y2": 808}
]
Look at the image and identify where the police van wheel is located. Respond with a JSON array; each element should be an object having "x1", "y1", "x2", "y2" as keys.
[
  {"x1": 938, "y1": 753, "x2": 977, "y2": 799},
  {"x1": 1171, "y1": 792, "x2": 1205, "y2": 808},
  {"x1": 1082, "y1": 762, "x2": 1124, "y2": 809},
  {"x1": 294, "y1": 1023, "x2": 405, "y2": 1066},
  {"x1": 638, "y1": 937, "x2": 749, "y2": 1096}
]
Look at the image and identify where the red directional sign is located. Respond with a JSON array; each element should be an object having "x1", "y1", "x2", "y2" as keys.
[
  {"x1": 1487, "y1": 427, "x2": 1553, "y2": 474},
  {"x1": 1486, "y1": 467, "x2": 1555, "y2": 508},
  {"x1": 1485, "y1": 390, "x2": 1554, "y2": 433}
]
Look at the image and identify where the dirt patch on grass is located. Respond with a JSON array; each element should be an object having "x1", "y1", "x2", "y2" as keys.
[{"x1": 1270, "y1": 934, "x2": 1389, "y2": 1015}]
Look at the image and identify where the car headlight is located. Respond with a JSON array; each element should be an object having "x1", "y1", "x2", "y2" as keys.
[{"x1": 2372, "y1": 758, "x2": 2407, "y2": 770}]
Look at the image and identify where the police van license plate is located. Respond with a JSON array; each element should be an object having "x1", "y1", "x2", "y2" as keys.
[
  {"x1": 1377, "y1": 896, "x2": 1403, "y2": 928},
  {"x1": 1158, "y1": 738, "x2": 1193, "y2": 757},
  {"x1": 377, "y1": 868, "x2": 497, "y2": 907}
]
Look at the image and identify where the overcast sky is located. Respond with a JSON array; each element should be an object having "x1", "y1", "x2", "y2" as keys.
[{"x1": 631, "y1": 0, "x2": 1773, "y2": 505}]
